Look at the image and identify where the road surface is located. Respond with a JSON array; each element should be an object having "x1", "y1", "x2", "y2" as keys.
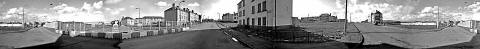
[
  {"x1": 0, "y1": 27, "x2": 61, "y2": 48},
  {"x1": 354, "y1": 23, "x2": 476, "y2": 48},
  {"x1": 119, "y1": 22, "x2": 249, "y2": 49}
]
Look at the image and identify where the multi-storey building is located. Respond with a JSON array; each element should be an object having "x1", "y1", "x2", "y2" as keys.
[
  {"x1": 120, "y1": 17, "x2": 135, "y2": 26},
  {"x1": 221, "y1": 13, "x2": 236, "y2": 22},
  {"x1": 189, "y1": 12, "x2": 201, "y2": 22},
  {"x1": 368, "y1": 10, "x2": 383, "y2": 25},
  {"x1": 165, "y1": 4, "x2": 202, "y2": 26},
  {"x1": 120, "y1": 16, "x2": 163, "y2": 27},
  {"x1": 237, "y1": 0, "x2": 293, "y2": 28}
]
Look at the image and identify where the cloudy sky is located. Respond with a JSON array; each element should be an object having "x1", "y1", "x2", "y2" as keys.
[
  {"x1": 0, "y1": 0, "x2": 240, "y2": 22},
  {"x1": 334, "y1": 0, "x2": 480, "y2": 22},
  {"x1": 0, "y1": 0, "x2": 479, "y2": 22}
]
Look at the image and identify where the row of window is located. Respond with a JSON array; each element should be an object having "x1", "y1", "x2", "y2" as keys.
[
  {"x1": 240, "y1": 17, "x2": 267, "y2": 26},
  {"x1": 252, "y1": 1, "x2": 267, "y2": 14}
]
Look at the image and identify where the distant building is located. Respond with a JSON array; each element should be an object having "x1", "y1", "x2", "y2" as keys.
[
  {"x1": 368, "y1": 10, "x2": 383, "y2": 24},
  {"x1": 237, "y1": 0, "x2": 293, "y2": 28},
  {"x1": 120, "y1": 16, "x2": 164, "y2": 27},
  {"x1": 221, "y1": 13, "x2": 237, "y2": 22},
  {"x1": 120, "y1": 17, "x2": 135, "y2": 26},
  {"x1": 164, "y1": 4, "x2": 201, "y2": 26},
  {"x1": 300, "y1": 13, "x2": 338, "y2": 22},
  {"x1": 58, "y1": 22, "x2": 89, "y2": 31},
  {"x1": 135, "y1": 16, "x2": 164, "y2": 27}
]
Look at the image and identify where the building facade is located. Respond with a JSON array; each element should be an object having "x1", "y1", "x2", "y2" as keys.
[
  {"x1": 221, "y1": 13, "x2": 236, "y2": 22},
  {"x1": 120, "y1": 16, "x2": 163, "y2": 27},
  {"x1": 164, "y1": 4, "x2": 201, "y2": 26},
  {"x1": 237, "y1": 0, "x2": 293, "y2": 27},
  {"x1": 368, "y1": 10, "x2": 383, "y2": 24},
  {"x1": 120, "y1": 17, "x2": 135, "y2": 26}
]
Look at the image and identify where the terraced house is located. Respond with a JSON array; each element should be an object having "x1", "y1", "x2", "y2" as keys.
[{"x1": 237, "y1": 0, "x2": 293, "y2": 29}]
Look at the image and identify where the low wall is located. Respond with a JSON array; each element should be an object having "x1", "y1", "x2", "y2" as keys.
[{"x1": 55, "y1": 28, "x2": 184, "y2": 39}]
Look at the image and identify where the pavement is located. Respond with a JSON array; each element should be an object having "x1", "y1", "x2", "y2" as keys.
[
  {"x1": 354, "y1": 23, "x2": 476, "y2": 48},
  {"x1": 119, "y1": 22, "x2": 249, "y2": 49},
  {"x1": 0, "y1": 27, "x2": 61, "y2": 48}
]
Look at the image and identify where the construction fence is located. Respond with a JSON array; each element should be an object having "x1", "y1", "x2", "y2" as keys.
[
  {"x1": 55, "y1": 28, "x2": 183, "y2": 39},
  {"x1": 51, "y1": 21, "x2": 193, "y2": 39}
]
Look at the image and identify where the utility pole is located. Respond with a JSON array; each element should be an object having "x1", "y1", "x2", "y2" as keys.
[{"x1": 344, "y1": 0, "x2": 348, "y2": 34}]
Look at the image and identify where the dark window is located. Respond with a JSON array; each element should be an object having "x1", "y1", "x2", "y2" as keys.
[
  {"x1": 243, "y1": 0, "x2": 245, "y2": 6},
  {"x1": 243, "y1": 19, "x2": 245, "y2": 25},
  {"x1": 257, "y1": 4, "x2": 261, "y2": 13},
  {"x1": 252, "y1": 6, "x2": 255, "y2": 14},
  {"x1": 263, "y1": 17, "x2": 266, "y2": 25},
  {"x1": 252, "y1": 18, "x2": 255, "y2": 25},
  {"x1": 246, "y1": 18, "x2": 250, "y2": 25},
  {"x1": 262, "y1": 1, "x2": 266, "y2": 12},
  {"x1": 258, "y1": 18, "x2": 261, "y2": 25},
  {"x1": 243, "y1": 10, "x2": 245, "y2": 16},
  {"x1": 251, "y1": 0, "x2": 254, "y2": 2}
]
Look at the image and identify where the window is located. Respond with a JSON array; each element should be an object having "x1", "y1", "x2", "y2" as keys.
[
  {"x1": 246, "y1": 18, "x2": 249, "y2": 25},
  {"x1": 252, "y1": 18, "x2": 255, "y2": 25},
  {"x1": 263, "y1": 17, "x2": 266, "y2": 25},
  {"x1": 258, "y1": 18, "x2": 261, "y2": 25},
  {"x1": 243, "y1": 10, "x2": 245, "y2": 16},
  {"x1": 257, "y1": 4, "x2": 261, "y2": 13},
  {"x1": 251, "y1": 0, "x2": 254, "y2": 2},
  {"x1": 243, "y1": 0, "x2": 246, "y2": 6},
  {"x1": 262, "y1": 1, "x2": 266, "y2": 12},
  {"x1": 252, "y1": 6, "x2": 255, "y2": 14},
  {"x1": 242, "y1": 19, "x2": 245, "y2": 25}
]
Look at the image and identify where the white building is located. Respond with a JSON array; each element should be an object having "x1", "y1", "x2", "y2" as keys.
[{"x1": 237, "y1": 0, "x2": 293, "y2": 28}]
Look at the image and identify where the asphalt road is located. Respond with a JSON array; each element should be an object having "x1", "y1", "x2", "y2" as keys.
[
  {"x1": 119, "y1": 22, "x2": 249, "y2": 49},
  {"x1": 354, "y1": 23, "x2": 476, "y2": 48}
]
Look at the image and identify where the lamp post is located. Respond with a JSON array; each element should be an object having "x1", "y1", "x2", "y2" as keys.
[{"x1": 344, "y1": 0, "x2": 348, "y2": 34}]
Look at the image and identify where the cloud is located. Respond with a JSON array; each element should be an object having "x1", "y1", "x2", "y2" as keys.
[
  {"x1": 105, "y1": 0, "x2": 122, "y2": 4},
  {"x1": 156, "y1": 1, "x2": 168, "y2": 7},
  {"x1": 109, "y1": 8, "x2": 126, "y2": 15},
  {"x1": 51, "y1": 3, "x2": 107, "y2": 22},
  {"x1": 467, "y1": 2, "x2": 480, "y2": 12},
  {"x1": 3, "y1": 7, "x2": 26, "y2": 19},
  {"x1": 93, "y1": 1, "x2": 104, "y2": 9},
  {"x1": 187, "y1": 2, "x2": 200, "y2": 6},
  {"x1": 81, "y1": 2, "x2": 94, "y2": 11}
]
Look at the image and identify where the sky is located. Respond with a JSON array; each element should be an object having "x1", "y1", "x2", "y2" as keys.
[{"x1": 0, "y1": 0, "x2": 479, "y2": 22}]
